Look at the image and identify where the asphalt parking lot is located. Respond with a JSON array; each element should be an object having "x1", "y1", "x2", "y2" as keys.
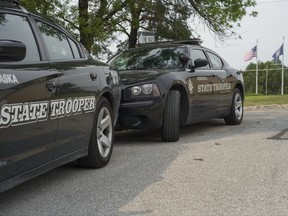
[{"x1": 0, "y1": 107, "x2": 288, "y2": 216}]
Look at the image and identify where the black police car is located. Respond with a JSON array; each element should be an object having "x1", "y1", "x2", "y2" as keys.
[
  {"x1": 0, "y1": 0, "x2": 121, "y2": 193},
  {"x1": 109, "y1": 39, "x2": 244, "y2": 142}
]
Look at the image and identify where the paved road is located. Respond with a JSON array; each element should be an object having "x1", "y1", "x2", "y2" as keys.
[{"x1": 0, "y1": 109, "x2": 288, "y2": 216}]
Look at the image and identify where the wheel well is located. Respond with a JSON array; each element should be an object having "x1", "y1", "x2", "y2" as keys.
[
  {"x1": 235, "y1": 83, "x2": 244, "y2": 99},
  {"x1": 170, "y1": 84, "x2": 189, "y2": 126},
  {"x1": 101, "y1": 92, "x2": 114, "y2": 111}
]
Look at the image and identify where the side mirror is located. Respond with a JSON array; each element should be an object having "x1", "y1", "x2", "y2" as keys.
[
  {"x1": 193, "y1": 58, "x2": 209, "y2": 68},
  {"x1": 0, "y1": 40, "x2": 26, "y2": 62}
]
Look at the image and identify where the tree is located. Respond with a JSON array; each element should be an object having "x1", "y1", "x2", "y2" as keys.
[
  {"x1": 116, "y1": 0, "x2": 257, "y2": 49},
  {"x1": 116, "y1": 1, "x2": 144, "y2": 49},
  {"x1": 147, "y1": 0, "x2": 192, "y2": 41},
  {"x1": 187, "y1": 0, "x2": 258, "y2": 39},
  {"x1": 21, "y1": 0, "x2": 258, "y2": 55},
  {"x1": 115, "y1": 0, "x2": 194, "y2": 49},
  {"x1": 21, "y1": 0, "x2": 71, "y2": 30},
  {"x1": 22, "y1": 0, "x2": 126, "y2": 55},
  {"x1": 77, "y1": 0, "x2": 127, "y2": 54}
]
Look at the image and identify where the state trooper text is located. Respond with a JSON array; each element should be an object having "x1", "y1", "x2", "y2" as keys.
[{"x1": 0, "y1": 96, "x2": 95, "y2": 128}]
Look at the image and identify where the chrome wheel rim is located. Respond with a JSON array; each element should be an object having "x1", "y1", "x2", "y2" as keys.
[
  {"x1": 234, "y1": 92, "x2": 243, "y2": 120},
  {"x1": 97, "y1": 107, "x2": 112, "y2": 158}
]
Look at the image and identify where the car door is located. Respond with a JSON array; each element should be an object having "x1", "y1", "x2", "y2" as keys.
[
  {"x1": 187, "y1": 49, "x2": 218, "y2": 120},
  {"x1": 206, "y1": 51, "x2": 233, "y2": 113},
  {"x1": 34, "y1": 19, "x2": 100, "y2": 158},
  {"x1": 0, "y1": 13, "x2": 58, "y2": 183}
]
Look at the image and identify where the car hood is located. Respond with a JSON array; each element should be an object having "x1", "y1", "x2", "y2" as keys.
[{"x1": 118, "y1": 69, "x2": 174, "y2": 85}]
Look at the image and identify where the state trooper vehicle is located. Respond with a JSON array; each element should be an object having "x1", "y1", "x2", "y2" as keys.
[
  {"x1": 109, "y1": 39, "x2": 244, "y2": 142},
  {"x1": 0, "y1": 0, "x2": 121, "y2": 193}
]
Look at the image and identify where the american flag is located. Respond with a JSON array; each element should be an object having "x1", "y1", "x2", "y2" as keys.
[{"x1": 243, "y1": 45, "x2": 257, "y2": 62}]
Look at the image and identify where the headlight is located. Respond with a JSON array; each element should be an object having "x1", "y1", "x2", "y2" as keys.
[
  {"x1": 142, "y1": 84, "x2": 153, "y2": 95},
  {"x1": 131, "y1": 86, "x2": 142, "y2": 95},
  {"x1": 125, "y1": 83, "x2": 160, "y2": 100}
]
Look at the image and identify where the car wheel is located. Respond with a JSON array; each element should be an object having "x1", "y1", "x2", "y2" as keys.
[
  {"x1": 161, "y1": 90, "x2": 180, "y2": 142},
  {"x1": 77, "y1": 97, "x2": 114, "y2": 168},
  {"x1": 224, "y1": 88, "x2": 243, "y2": 125}
]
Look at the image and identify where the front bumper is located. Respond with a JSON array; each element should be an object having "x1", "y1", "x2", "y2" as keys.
[{"x1": 116, "y1": 98, "x2": 164, "y2": 130}]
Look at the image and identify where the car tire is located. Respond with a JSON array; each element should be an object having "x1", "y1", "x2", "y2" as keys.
[
  {"x1": 77, "y1": 97, "x2": 114, "y2": 168},
  {"x1": 161, "y1": 90, "x2": 180, "y2": 142},
  {"x1": 224, "y1": 88, "x2": 243, "y2": 125}
]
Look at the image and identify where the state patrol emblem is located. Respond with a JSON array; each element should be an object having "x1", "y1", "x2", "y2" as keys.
[{"x1": 187, "y1": 78, "x2": 194, "y2": 94}]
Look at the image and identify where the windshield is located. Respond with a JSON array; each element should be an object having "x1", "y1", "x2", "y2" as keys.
[{"x1": 110, "y1": 47, "x2": 185, "y2": 71}]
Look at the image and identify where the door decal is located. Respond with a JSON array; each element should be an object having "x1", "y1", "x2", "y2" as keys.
[{"x1": 0, "y1": 96, "x2": 96, "y2": 128}]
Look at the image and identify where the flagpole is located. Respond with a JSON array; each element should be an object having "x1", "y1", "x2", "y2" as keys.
[
  {"x1": 281, "y1": 36, "x2": 285, "y2": 95},
  {"x1": 256, "y1": 39, "x2": 258, "y2": 95}
]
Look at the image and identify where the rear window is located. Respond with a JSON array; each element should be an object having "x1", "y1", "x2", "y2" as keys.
[{"x1": 36, "y1": 20, "x2": 74, "y2": 60}]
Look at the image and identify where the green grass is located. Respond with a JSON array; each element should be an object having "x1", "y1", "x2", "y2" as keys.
[{"x1": 244, "y1": 94, "x2": 288, "y2": 106}]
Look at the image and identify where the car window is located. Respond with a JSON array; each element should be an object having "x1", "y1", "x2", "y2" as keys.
[
  {"x1": 0, "y1": 13, "x2": 40, "y2": 62},
  {"x1": 110, "y1": 47, "x2": 185, "y2": 70},
  {"x1": 36, "y1": 21, "x2": 74, "y2": 60},
  {"x1": 207, "y1": 52, "x2": 223, "y2": 69},
  {"x1": 68, "y1": 37, "x2": 81, "y2": 59},
  {"x1": 190, "y1": 49, "x2": 210, "y2": 69}
]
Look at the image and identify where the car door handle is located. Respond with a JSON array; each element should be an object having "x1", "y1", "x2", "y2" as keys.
[
  {"x1": 90, "y1": 73, "x2": 97, "y2": 81},
  {"x1": 46, "y1": 81, "x2": 57, "y2": 93}
]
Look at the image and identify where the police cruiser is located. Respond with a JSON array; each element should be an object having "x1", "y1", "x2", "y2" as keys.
[
  {"x1": 0, "y1": 0, "x2": 121, "y2": 193},
  {"x1": 109, "y1": 39, "x2": 244, "y2": 142}
]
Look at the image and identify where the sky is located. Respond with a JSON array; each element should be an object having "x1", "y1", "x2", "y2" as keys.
[{"x1": 198, "y1": 0, "x2": 288, "y2": 70}]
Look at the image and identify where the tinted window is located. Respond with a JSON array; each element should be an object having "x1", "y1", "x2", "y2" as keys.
[
  {"x1": 0, "y1": 13, "x2": 40, "y2": 61},
  {"x1": 110, "y1": 47, "x2": 185, "y2": 70},
  {"x1": 37, "y1": 21, "x2": 73, "y2": 60},
  {"x1": 207, "y1": 52, "x2": 223, "y2": 69},
  {"x1": 68, "y1": 37, "x2": 81, "y2": 59},
  {"x1": 190, "y1": 49, "x2": 210, "y2": 69}
]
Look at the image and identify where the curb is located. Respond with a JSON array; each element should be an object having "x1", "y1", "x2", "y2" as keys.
[{"x1": 244, "y1": 104, "x2": 288, "y2": 111}]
